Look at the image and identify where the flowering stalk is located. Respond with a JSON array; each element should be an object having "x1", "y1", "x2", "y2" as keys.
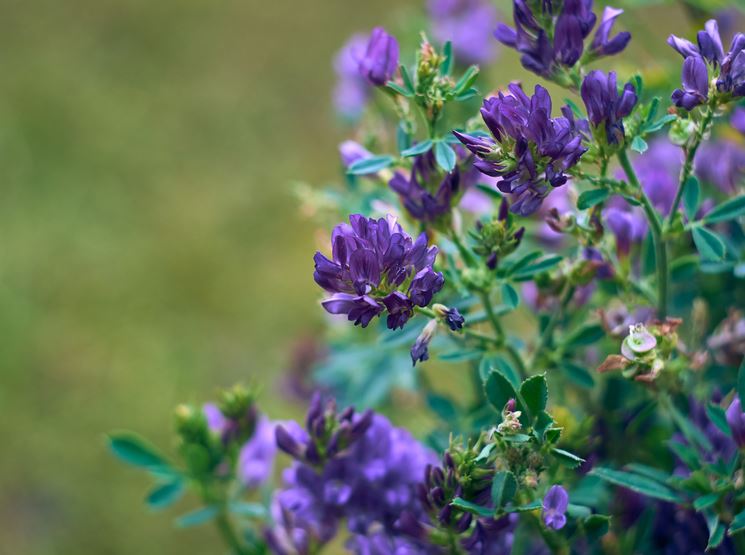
[{"x1": 617, "y1": 148, "x2": 668, "y2": 318}]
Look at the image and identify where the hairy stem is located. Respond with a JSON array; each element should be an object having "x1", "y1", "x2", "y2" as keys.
[{"x1": 617, "y1": 149, "x2": 668, "y2": 318}]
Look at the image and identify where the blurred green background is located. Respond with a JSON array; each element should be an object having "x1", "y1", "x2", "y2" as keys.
[{"x1": 0, "y1": 0, "x2": 722, "y2": 553}]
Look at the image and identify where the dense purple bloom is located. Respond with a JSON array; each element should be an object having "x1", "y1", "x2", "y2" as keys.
[
  {"x1": 495, "y1": 0, "x2": 629, "y2": 79},
  {"x1": 333, "y1": 35, "x2": 372, "y2": 120},
  {"x1": 428, "y1": 0, "x2": 499, "y2": 64},
  {"x1": 581, "y1": 70, "x2": 637, "y2": 145},
  {"x1": 454, "y1": 84, "x2": 587, "y2": 215},
  {"x1": 269, "y1": 401, "x2": 436, "y2": 550},
  {"x1": 726, "y1": 397, "x2": 745, "y2": 448},
  {"x1": 542, "y1": 485, "x2": 568, "y2": 530},
  {"x1": 389, "y1": 152, "x2": 461, "y2": 224},
  {"x1": 671, "y1": 55, "x2": 709, "y2": 110},
  {"x1": 346, "y1": 532, "x2": 431, "y2": 555},
  {"x1": 695, "y1": 139, "x2": 745, "y2": 194},
  {"x1": 358, "y1": 27, "x2": 399, "y2": 86},
  {"x1": 314, "y1": 215, "x2": 444, "y2": 330},
  {"x1": 669, "y1": 19, "x2": 745, "y2": 106}
]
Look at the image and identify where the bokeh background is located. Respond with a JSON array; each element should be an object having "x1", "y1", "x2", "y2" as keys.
[{"x1": 0, "y1": 0, "x2": 728, "y2": 553}]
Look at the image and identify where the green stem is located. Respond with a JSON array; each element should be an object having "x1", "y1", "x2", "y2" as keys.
[
  {"x1": 480, "y1": 291, "x2": 504, "y2": 338},
  {"x1": 215, "y1": 507, "x2": 247, "y2": 555},
  {"x1": 530, "y1": 283, "x2": 575, "y2": 370},
  {"x1": 617, "y1": 149, "x2": 668, "y2": 318},
  {"x1": 667, "y1": 105, "x2": 715, "y2": 226},
  {"x1": 450, "y1": 230, "x2": 477, "y2": 267}
]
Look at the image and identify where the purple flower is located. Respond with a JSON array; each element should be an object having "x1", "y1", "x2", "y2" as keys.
[
  {"x1": 495, "y1": 0, "x2": 628, "y2": 79},
  {"x1": 695, "y1": 139, "x2": 745, "y2": 194},
  {"x1": 542, "y1": 485, "x2": 569, "y2": 530},
  {"x1": 389, "y1": 152, "x2": 461, "y2": 224},
  {"x1": 726, "y1": 397, "x2": 745, "y2": 448},
  {"x1": 339, "y1": 141, "x2": 373, "y2": 168},
  {"x1": 455, "y1": 84, "x2": 586, "y2": 215},
  {"x1": 588, "y1": 7, "x2": 631, "y2": 57},
  {"x1": 428, "y1": 0, "x2": 499, "y2": 64},
  {"x1": 581, "y1": 70, "x2": 637, "y2": 145},
  {"x1": 314, "y1": 215, "x2": 444, "y2": 330},
  {"x1": 333, "y1": 34, "x2": 371, "y2": 120},
  {"x1": 671, "y1": 55, "x2": 709, "y2": 110},
  {"x1": 669, "y1": 19, "x2": 745, "y2": 104},
  {"x1": 359, "y1": 27, "x2": 399, "y2": 86},
  {"x1": 238, "y1": 416, "x2": 277, "y2": 487},
  {"x1": 411, "y1": 319, "x2": 438, "y2": 366}
]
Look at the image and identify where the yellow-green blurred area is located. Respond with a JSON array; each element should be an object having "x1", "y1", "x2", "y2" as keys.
[{"x1": 0, "y1": 0, "x2": 726, "y2": 553}]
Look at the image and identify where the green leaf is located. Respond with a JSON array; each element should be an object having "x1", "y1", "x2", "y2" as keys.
[
  {"x1": 567, "y1": 504, "x2": 592, "y2": 518},
  {"x1": 439, "y1": 349, "x2": 483, "y2": 361},
  {"x1": 693, "y1": 492, "x2": 721, "y2": 512},
  {"x1": 455, "y1": 88, "x2": 479, "y2": 101},
  {"x1": 589, "y1": 467, "x2": 683, "y2": 503},
  {"x1": 666, "y1": 398, "x2": 713, "y2": 452},
  {"x1": 400, "y1": 65, "x2": 415, "y2": 93},
  {"x1": 475, "y1": 183, "x2": 503, "y2": 199},
  {"x1": 512, "y1": 255, "x2": 563, "y2": 281},
  {"x1": 229, "y1": 502, "x2": 267, "y2": 518},
  {"x1": 692, "y1": 227, "x2": 726, "y2": 261},
  {"x1": 440, "y1": 41, "x2": 453, "y2": 76},
  {"x1": 386, "y1": 81, "x2": 414, "y2": 97},
  {"x1": 454, "y1": 65, "x2": 480, "y2": 95},
  {"x1": 396, "y1": 122, "x2": 411, "y2": 153},
  {"x1": 564, "y1": 98, "x2": 584, "y2": 119},
  {"x1": 631, "y1": 136, "x2": 648, "y2": 154},
  {"x1": 704, "y1": 195, "x2": 745, "y2": 224},
  {"x1": 491, "y1": 471, "x2": 518, "y2": 508},
  {"x1": 451, "y1": 497, "x2": 494, "y2": 517},
  {"x1": 434, "y1": 141, "x2": 456, "y2": 172},
  {"x1": 667, "y1": 440, "x2": 699, "y2": 469},
  {"x1": 475, "y1": 443, "x2": 495, "y2": 463},
  {"x1": 175, "y1": 505, "x2": 219, "y2": 528},
  {"x1": 706, "y1": 403, "x2": 731, "y2": 436},
  {"x1": 564, "y1": 324, "x2": 605, "y2": 347},
  {"x1": 728, "y1": 507, "x2": 745, "y2": 536},
  {"x1": 506, "y1": 500, "x2": 542, "y2": 513},
  {"x1": 560, "y1": 360, "x2": 595, "y2": 388},
  {"x1": 501, "y1": 283, "x2": 519, "y2": 309},
  {"x1": 427, "y1": 393, "x2": 458, "y2": 422},
  {"x1": 484, "y1": 369, "x2": 518, "y2": 414},
  {"x1": 347, "y1": 155, "x2": 394, "y2": 175},
  {"x1": 520, "y1": 374, "x2": 547, "y2": 419},
  {"x1": 683, "y1": 176, "x2": 701, "y2": 221},
  {"x1": 706, "y1": 512, "x2": 725, "y2": 550},
  {"x1": 577, "y1": 188, "x2": 610, "y2": 210},
  {"x1": 533, "y1": 411, "x2": 554, "y2": 441},
  {"x1": 583, "y1": 514, "x2": 611, "y2": 541},
  {"x1": 401, "y1": 140, "x2": 433, "y2": 157},
  {"x1": 479, "y1": 354, "x2": 521, "y2": 390},
  {"x1": 146, "y1": 480, "x2": 184, "y2": 510},
  {"x1": 108, "y1": 432, "x2": 170, "y2": 470},
  {"x1": 552, "y1": 448, "x2": 585, "y2": 468}
]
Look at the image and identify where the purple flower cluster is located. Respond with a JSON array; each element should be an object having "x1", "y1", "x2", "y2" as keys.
[
  {"x1": 455, "y1": 84, "x2": 587, "y2": 215},
  {"x1": 389, "y1": 152, "x2": 461, "y2": 225},
  {"x1": 267, "y1": 394, "x2": 436, "y2": 554},
  {"x1": 669, "y1": 19, "x2": 745, "y2": 110},
  {"x1": 495, "y1": 1, "x2": 630, "y2": 79},
  {"x1": 314, "y1": 215, "x2": 444, "y2": 330},
  {"x1": 428, "y1": 0, "x2": 499, "y2": 64},
  {"x1": 203, "y1": 404, "x2": 276, "y2": 488},
  {"x1": 581, "y1": 70, "x2": 637, "y2": 145}
]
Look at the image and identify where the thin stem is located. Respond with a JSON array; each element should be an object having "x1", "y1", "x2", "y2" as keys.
[
  {"x1": 480, "y1": 291, "x2": 504, "y2": 338},
  {"x1": 617, "y1": 149, "x2": 668, "y2": 318},
  {"x1": 530, "y1": 283, "x2": 575, "y2": 370},
  {"x1": 215, "y1": 507, "x2": 248, "y2": 555},
  {"x1": 667, "y1": 105, "x2": 715, "y2": 225}
]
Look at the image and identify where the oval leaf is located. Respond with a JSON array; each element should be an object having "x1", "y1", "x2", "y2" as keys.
[
  {"x1": 692, "y1": 227, "x2": 726, "y2": 261},
  {"x1": 577, "y1": 188, "x2": 610, "y2": 210},
  {"x1": 704, "y1": 195, "x2": 745, "y2": 224},
  {"x1": 434, "y1": 141, "x2": 456, "y2": 172},
  {"x1": 347, "y1": 155, "x2": 394, "y2": 175}
]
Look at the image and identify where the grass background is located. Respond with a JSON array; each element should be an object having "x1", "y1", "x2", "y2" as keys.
[{"x1": 0, "y1": 0, "x2": 707, "y2": 553}]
